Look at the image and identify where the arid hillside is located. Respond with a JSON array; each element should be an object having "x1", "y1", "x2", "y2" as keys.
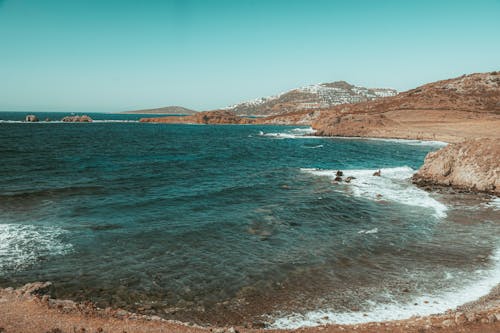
[{"x1": 311, "y1": 72, "x2": 500, "y2": 142}]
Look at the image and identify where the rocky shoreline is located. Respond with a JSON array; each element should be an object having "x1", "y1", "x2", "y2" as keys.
[
  {"x1": 1, "y1": 282, "x2": 500, "y2": 333},
  {"x1": 413, "y1": 139, "x2": 500, "y2": 195}
]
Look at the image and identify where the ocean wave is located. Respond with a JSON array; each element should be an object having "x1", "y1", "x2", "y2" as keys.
[
  {"x1": 301, "y1": 166, "x2": 447, "y2": 219},
  {"x1": 329, "y1": 136, "x2": 448, "y2": 147},
  {"x1": 291, "y1": 127, "x2": 317, "y2": 135},
  {"x1": 257, "y1": 128, "x2": 448, "y2": 146},
  {"x1": 270, "y1": 247, "x2": 500, "y2": 328},
  {"x1": 302, "y1": 144, "x2": 324, "y2": 149},
  {"x1": 258, "y1": 127, "x2": 321, "y2": 139},
  {"x1": 0, "y1": 224, "x2": 72, "y2": 273},
  {"x1": 484, "y1": 197, "x2": 500, "y2": 210}
]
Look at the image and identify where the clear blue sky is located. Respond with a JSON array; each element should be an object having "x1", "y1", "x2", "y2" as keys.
[{"x1": 1, "y1": 0, "x2": 499, "y2": 112}]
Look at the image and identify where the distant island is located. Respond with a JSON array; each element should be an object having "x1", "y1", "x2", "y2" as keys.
[{"x1": 121, "y1": 106, "x2": 197, "y2": 115}]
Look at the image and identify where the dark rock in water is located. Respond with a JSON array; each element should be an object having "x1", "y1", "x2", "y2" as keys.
[
  {"x1": 336, "y1": 170, "x2": 343, "y2": 176},
  {"x1": 373, "y1": 169, "x2": 381, "y2": 176},
  {"x1": 25, "y1": 114, "x2": 39, "y2": 122},
  {"x1": 334, "y1": 176, "x2": 342, "y2": 182},
  {"x1": 61, "y1": 115, "x2": 93, "y2": 122},
  {"x1": 345, "y1": 176, "x2": 356, "y2": 183}
]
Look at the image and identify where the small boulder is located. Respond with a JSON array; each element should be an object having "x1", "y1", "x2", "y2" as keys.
[
  {"x1": 336, "y1": 170, "x2": 343, "y2": 177},
  {"x1": 454, "y1": 312, "x2": 466, "y2": 325},
  {"x1": 25, "y1": 114, "x2": 39, "y2": 122},
  {"x1": 345, "y1": 176, "x2": 356, "y2": 183},
  {"x1": 334, "y1": 176, "x2": 342, "y2": 182},
  {"x1": 441, "y1": 319, "x2": 455, "y2": 327}
]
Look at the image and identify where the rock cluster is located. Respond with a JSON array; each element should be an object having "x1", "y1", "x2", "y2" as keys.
[
  {"x1": 61, "y1": 115, "x2": 93, "y2": 122},
  {"x1": 25, "y1": 114, "x2": 39, "y2": 122},
  {"x1": 413, "y1": 138, "x2": 500, "y2": 194}
]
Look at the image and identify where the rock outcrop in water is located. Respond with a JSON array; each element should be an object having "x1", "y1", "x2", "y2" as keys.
[
  {"x1": 25, "y1": 115, "x2": 39, "y2": 122},
  {"x1": 140, "y1": 110, "x2": 255, "y2": 124},
  {"x1": 413, "y1": 139, "x2": 500, "y2": 194},
  {"x1": 61, "y1": 115, "x2": 93, "y2": 122}
]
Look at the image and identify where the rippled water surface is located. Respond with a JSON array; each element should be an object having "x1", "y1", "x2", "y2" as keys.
[{"x1": 0, "y1": 112, "x2": 499, "y2": 327}]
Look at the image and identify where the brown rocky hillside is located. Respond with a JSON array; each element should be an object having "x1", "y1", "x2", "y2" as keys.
[{"x1": 311, "y1": 72, "x2": 500, "y2": 142}]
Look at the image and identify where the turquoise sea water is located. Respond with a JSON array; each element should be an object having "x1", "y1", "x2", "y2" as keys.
[{"x1": 0, "y1": 112, "x2": 499, "y2": 327}]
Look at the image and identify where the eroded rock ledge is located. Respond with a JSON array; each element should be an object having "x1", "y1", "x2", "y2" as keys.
[{"x1": 413, "y1": 138, "x2": 500, "y2": 195}]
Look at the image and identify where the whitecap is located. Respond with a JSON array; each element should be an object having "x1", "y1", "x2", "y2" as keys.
[
  {"x1": 258, "y1": 127, "x2": 321, "y2": 139},
  {"x1": 484, "y1": 197, "x2": 500, "y2": 210},
  {"x1": 358, "y1": 227, "x2": 378, "y2": 234},
  {"x1": 0, "y1": 224, "x2": 72, "y2": 273},
  {"x1": 270, "y1": 247, "x2": 500, "y2": 328},
  {"x1": 291, "y1": 127, "x2": 317, "y2": 135},
  {"x1": 301, "y1": 166, "x2": 447, "y2": 219},
  {"x1": 302, "y1": 144, "x2": 324, "y2": 149}
]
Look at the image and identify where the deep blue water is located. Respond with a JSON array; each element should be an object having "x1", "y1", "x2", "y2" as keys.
[
  {"x1": 0, "y1": 112, "x2": 499, "y2": 327},
  {"x1": 0, "y1": 111, "x2": 172, "y2": 122}
]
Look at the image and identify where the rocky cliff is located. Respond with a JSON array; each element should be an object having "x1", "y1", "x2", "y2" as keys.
[
  {"x1": 222, "y1": 81, "x2": 396, "y2": 116},
  {"x1": 413, "y1": 139, "x2": 500, "y2": 194}
]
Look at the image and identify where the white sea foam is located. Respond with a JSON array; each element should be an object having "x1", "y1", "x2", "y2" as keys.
[
  {"x1": 0, "y1": 224, "x2": 72, "y2": 272},
  {"x1": 258, "y1": 128, "x2": 448, "y2": 146},
  {"x1": 358, "y1": 227, "x2": 378, "y2": 234},
  {"x1": 484, "y1": 197, "x2": 500, "y2": 210},
  {"x1": 291, "y1": 127, "x2": 317, "y2": 135},
  {"x1": 270, "y1": 247, "x2": 500, "y2": 328},
  {"x1": 302, "y1": 144, "x2": 324, "y2": 149},
  {"x1": 301, "y1": 166, "x2": 447, "y2": 219},
  {"x1": 331, "y1": 136, "x2": 448, "y2": 147},
  {"x1": 365, "y1": 137, "x2": 448, "y2": 147},
  {"x1": 258, "y1": 127, "x2": 321, "y2": 139}
]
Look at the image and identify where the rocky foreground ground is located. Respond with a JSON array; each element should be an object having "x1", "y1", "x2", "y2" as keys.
[{"x1": 1, "y1": 282, "x2": 500, "y2": 333}]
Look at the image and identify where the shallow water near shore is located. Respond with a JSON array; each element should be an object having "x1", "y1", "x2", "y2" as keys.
[{"x1": 0, "y1": 116, "x2": 499, "y2": 327}]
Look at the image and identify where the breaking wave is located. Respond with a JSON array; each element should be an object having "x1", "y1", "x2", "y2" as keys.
[
  {"x1": 0, "y1": 224, "x2": 73, "y2": 273},
  {"x1": 301, "y1": 166, "x2": 448, "y2": 219},
  {"x1": 270, "y1": 247, "x2": 500, "y2": 328}
]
